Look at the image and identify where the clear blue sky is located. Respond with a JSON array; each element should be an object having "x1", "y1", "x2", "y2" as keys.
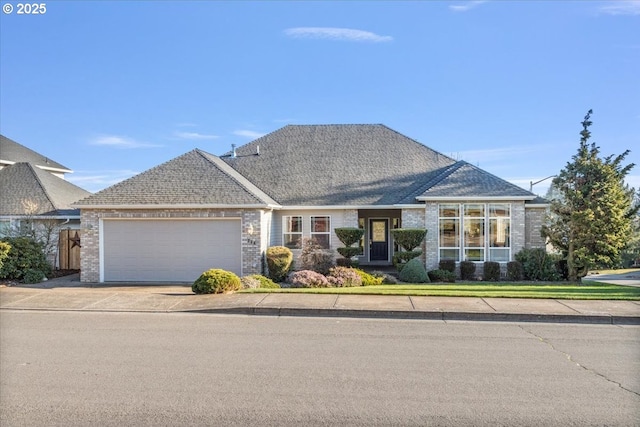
[{"x1": 1, "y1": 1, "x2": 638, "y2": 196}]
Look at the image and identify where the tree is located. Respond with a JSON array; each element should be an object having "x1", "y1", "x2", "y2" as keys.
[{"x1": 542, "y1": 110, "x2": 638, "y2": 281}]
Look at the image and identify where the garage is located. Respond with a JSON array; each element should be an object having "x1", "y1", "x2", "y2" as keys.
[{"x1": 102, "y1": 219, "x2": 242, "y2": 282}]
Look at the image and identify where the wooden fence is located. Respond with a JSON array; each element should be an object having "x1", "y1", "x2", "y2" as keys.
[{"x1": 58, "y1": 229, "x2": 81, "y2": 270}]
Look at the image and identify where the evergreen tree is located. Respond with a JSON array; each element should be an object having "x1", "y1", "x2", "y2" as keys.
[{"x1": 542, "y1": 110, "x2": 638, "y2": 281}]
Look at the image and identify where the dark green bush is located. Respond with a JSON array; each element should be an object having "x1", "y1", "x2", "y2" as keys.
[
  {"x1": 390, "y1": 229, "x2": 427, "y2": 251},
  {"x1": 483, "y1": 262, "x2": 501, "y2": 281},
  {"x1": 336, "y1": 247, "x2": 362, "y2": 259},
  {"x1": 507, "y1": 261, "x2": 523, "y2": 281},
  {"x1": 23, "y1": 269, "x2": 46, "y2": 284},
  {"x1": 266, "y1": 246, "x2": 293, "y2": 282},
  {"x1": 334, "y1": 228, "x2": 365, "y2": 247},
  {"x1": 392, "y1": 250, "x2": 422, "y2": 271},
  {"x1": 555, "y1": 259, "x2": 569, "y2": 280},
  {"x1": 439, "y1": 259, "x2": 456, "y2": 273},
  {"x1": 460, "y1": 261, "x2": 476, "y2": 281},
  {"x1": 399, "y1": 258, "x2": 430, "y2": 283},
  {"x1": 192, "y1": 269, "x2": 241, "y2": 294},
  {"x1": 0, "y1": 237, "x2": 51, "y2": 282},
  {"x1": 515, "y1": 248, "x2": 561, "y2": 281},
  {"x1": 353, "y1": 269, "x2": 384, "y2": 286},
  {"x1": 427, "y1": 269, "x2": 456, "y2": 283}
]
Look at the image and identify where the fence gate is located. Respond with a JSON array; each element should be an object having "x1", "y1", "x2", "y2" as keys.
[{"x1": 58, "y1": 229, "x2": 81, "y2": 270}]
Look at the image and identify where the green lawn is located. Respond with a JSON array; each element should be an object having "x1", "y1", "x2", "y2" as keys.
[{"x1": 241, "y1": 282, "x2": 640, "y2": 300}]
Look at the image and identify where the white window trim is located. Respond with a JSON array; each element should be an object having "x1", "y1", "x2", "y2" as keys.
[
  {"x1": 283, "y1": 215, "x2": 303, "y2": 249},
  {"x1": 310, "y1": 215, "x2": 331, "y2": 248}
]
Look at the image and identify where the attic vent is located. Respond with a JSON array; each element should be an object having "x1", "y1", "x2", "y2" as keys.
[{"x1": 231, "y1": 144, "x2": 237, "y2": 158}]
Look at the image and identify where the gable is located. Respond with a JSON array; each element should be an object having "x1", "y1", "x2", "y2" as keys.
[{"x1": 74, "y1": 149, "x2": 278, "y2": 207}]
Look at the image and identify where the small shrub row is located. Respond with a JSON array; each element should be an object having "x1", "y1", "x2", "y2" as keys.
[{"x1": 427, "y1": 269, "x2": 456, "y2": 283}]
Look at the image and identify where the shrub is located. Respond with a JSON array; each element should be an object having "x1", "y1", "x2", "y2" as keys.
[
  {"x1": 336, "y1": 247, "x2": 362, "y2": 259},
  {"x1": 299, "y1": 238, "x2": 334, "y2": 275},
  {"x1": 0, "y1": 241, "x2": 10, "y2": 271},
  {"x1": 353, "y1": 269, "x2": 384, "y2": 286},
  {"x1": 288, "y1": 270, "x2": 330, "y2": 288},
  {"x1": 428, "y1": 269, "x2": 456, "y2": 283},
  {"x1": 399, "y1": 258, "x2": 430, "y2": 283},
  {"x1": 192, "y1": 269, "x2": 241, "y2": 294},
  {"x1": 390, "y1": 229, "x2": 428, "y2": 251},
  {"x1": 23, "y1": 268, "x2": 46, "y2": 284},
  {"x1": 507, "y1": 261, "x2": 523, "y2": 281},
  {"x1": 439, "y1": 259, "x2": 456, "y2": 273},
  {"x1": 241, "y1": 274, "x2": 280, "y2": 289},
  {"x1": 0, "y1": 237, "x2": 51, "y2": 282},
  {"x1": 392, "y1": 250, "x2": 422, "y2": 271},
  {"x1": 555, "y1": 259, "x2": 569, "y2": 280},
  {"x1": 514, "y1": 248, "x2": 561, "y2": 281},
  {"x1": 483, "y1": 262, "x2": 501, "y2": 281},
  {"x1": 327, "y1": 267, "x2": 363, "y2": 287},
  {"x1": 266, "y1": 246, "x2": 293, "y2": 282},
  {"x1": 334, "y1": 228, "x2": 365, "y2": 247},
  {"x1": 460, "y1": 261, "x2": 476, "y2": 281}
]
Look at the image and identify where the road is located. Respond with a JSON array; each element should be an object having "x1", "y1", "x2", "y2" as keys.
[{"x1": 1, "y1": 311, "x2": 639, "y2": 426}]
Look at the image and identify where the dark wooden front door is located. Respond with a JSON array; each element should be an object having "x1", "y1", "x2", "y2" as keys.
[{"x1": 369, "y1": 219, "x2": 389, "y2": 261}]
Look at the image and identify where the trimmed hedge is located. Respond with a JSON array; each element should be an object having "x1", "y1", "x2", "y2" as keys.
[
  {"x1": 266, "y1": 246, "x2": 293, "y2": 282},
  {"x1": 427, "y1": 269, "x2": 456, "y2": 283},
  {"x1": 192, "y1": 269, "x2": 241, "y2": 294},
  {"x1": 507, "y1": 261, "x2": 523, "y2": 281},
  {"x1": 390, "y1": 229, "x2": 427, "y2": 251},
  {"x1": 392, "y1": 250, "x2": 422, "y2": 271},
  {"x1": 334, "y1": 228, "x2": 365, "y2": 247},
  {"x1": 483, "y1": 261, "x2": 501, "y2": 281},
  {"x1": 439, "y1": 259, "x2": 456, "y2": 273},
  {"x1": 336, "y1": 247, "x2": 362, "y2": 259},
  {"x1": 399, "y1": 258, "x2": 430, "y2": 283},
  {"x1": 460, "y1": 261, "x2": 476, "y2": 281}
]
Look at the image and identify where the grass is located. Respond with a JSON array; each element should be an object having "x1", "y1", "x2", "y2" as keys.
[{"x1": 241, "y1": 281, "x2": 640, "y2": 300}]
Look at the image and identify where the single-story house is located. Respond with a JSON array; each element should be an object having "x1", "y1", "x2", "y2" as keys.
[
  {"x1": 1, "y1": 135, "x2": 92, "y2": 267},
  {"x1": 74, "y1": 124, "x2": 548, "y2": 283}
]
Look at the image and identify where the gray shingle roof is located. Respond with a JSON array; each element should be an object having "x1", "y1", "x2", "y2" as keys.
[
  {"x1": 414, "y1": 161, "x2": 534, "y2": 200},
  {"x1": 0, "y1": 135, "x2": 72, "y2": 173},
  {"x1": 222, "y1": 124, "x2": 458, "y2": 205},
  {"x1": 74, "y1": 149, "x2": 278, "y2": 207},
  {"x1": 0, "y1": 163, "x2": 92, "y2": 216}
]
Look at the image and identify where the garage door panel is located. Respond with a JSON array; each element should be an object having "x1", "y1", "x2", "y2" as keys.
[{"x1": 103, "y1": 219, "x2": 241, "y2": 282}]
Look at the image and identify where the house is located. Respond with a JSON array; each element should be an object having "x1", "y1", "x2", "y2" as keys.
[
  {"x1": 0, "y1": 135, "x2": 92, "y2": 266},
  {"x1": 74, "y1": 124, "x2": 548, "y2": 283}
]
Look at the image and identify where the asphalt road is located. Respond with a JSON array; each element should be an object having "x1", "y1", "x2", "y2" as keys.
[{"x1": 1, "y1": 311, "x2": 639, "y2": 426}]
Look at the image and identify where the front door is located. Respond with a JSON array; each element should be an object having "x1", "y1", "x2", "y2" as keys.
[{"x1": 369, "y1": 219, "x2": 389, "y2": 261}]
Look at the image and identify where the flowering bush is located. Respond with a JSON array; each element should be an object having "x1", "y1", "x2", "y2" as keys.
[
  {"x1": 288, "y1": 270, "x2": 330, "y2": 288},
  {"x1": 328, "y1": 267, "x2": 363, "y2": 287}
]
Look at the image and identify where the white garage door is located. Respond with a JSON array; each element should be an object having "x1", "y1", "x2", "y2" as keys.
[{"x1": 102, "y1": 219, "x2": 242, "y2": 282}]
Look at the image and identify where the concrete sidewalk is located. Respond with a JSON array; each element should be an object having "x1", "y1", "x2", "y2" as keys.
[{"x1": 1, "y1": 274, "x2": 639, "y2": 324}]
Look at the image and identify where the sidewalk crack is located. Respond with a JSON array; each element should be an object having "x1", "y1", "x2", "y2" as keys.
[
  {"x1": 554, "y1": 299, "x2": 581, "y2": 313},
  {"x1": 518, "y1": 325, "x2": 640, "y2": 398}
]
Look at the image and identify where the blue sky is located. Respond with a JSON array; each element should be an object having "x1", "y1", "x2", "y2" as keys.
[{"x1": 1, "y1": 0, "x2": 638, "y2": 196}]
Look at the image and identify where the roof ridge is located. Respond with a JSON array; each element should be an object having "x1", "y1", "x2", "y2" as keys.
[
  {"x1": 379, "y1": 124, "x2": 457, "y2": 163},
  {"x1": 196, "y1": 149, "x2": 279, "y2": 206}
]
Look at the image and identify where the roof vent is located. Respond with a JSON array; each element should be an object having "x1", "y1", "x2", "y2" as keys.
[
  {"x1": 256, "y1": 145, "x2": 260, "y2": 156},
  {"x1": 231, "y1": 144, "x2": 237, "y2": 158}
]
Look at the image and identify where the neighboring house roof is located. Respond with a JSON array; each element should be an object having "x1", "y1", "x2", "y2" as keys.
[
  {"x1": 73, "y1": 149, "x2": 279, "y2": 207},
  {"x1": 0, "y1": 134, "x2": 72, "y2": 174},
  {"x1": 74, "y1": 124, "x2": 538, "y2": 209},
  {"x1": 0, "y1": 162, "x2": 92, "y2": 216}
]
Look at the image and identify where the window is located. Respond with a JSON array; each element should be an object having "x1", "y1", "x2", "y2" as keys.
[
  {"x1": 464, "y1": 204, "x2": 485, "y2": 261},
  {"x1": 439, "y1": 204, "x2": 460, "y2": 261},
  {"x1": 438, "y1": 203, "x2": 511, "y2": 263},
  {"x1": 311, "y1": 216, "x2": 331, "y2": 249},
  {"x1": 283, "y1": 216, "x2": 302, "y2": 249},
  {"x1": 489, "y1": 204, "x2": 510, "y2": 262}
]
